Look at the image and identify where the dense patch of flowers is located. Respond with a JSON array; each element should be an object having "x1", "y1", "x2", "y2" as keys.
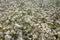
[{"x1": 0, "y1": 0, "x2": 60, "y2": 40}]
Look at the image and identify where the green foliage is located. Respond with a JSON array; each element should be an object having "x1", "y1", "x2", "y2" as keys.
[
  {"x1": 11, "y1": 34, "x2": 18, "y2": 40},
  {"x1": 56, "y1": 1, "x2": 60, "y2": 7}
]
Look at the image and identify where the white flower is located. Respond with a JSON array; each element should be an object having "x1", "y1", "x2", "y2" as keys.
[
  {"x1": 38, "y1": 25, "x2": 41, "y2": 28},
  {"x1": 3, "y1": 27, "x2": 5, "y2": 30},
  {"x1": 5, "y1": 34, "x2": 11, "y2": 38},
  {"x1": 58, "y1": 32, "x2": 60, "y2": 34},
  {"x1": 33, "y1": 34, "x2": 37, "y2": 39},
  {"x1": 14, "y1": 23, "x2": 22, "y2": 27},
  {"x1": 6, "y1": 20, "x2": 9, "y2": 23},
  {"x1": 50, "y1": 20, "x2": 54, "y2": 22},
  {"x1": 6, "y1": 30, "x2": 10, "y2": 34},
  {"x1": 11, "y1": 29, "x2": 15, "y2": 34},
  {"x1": 24, "y1": 15, "x2": 31, "y2": 22},
  {"x1": 19, "y1": 11, "x2": 22, "y2": 13},
  {"x1": 41, "y1": 23, "x2": 45, "y2": 28}
]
